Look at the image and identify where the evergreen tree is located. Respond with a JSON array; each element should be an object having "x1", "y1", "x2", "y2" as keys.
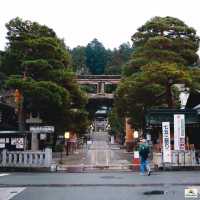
[{"x1": 124, "y1": 16, "x2": 200, "y2": 75}]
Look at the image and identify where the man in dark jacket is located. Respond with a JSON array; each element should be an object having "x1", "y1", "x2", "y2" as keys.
[{"x1": 139, "y1": 139, "x2": 151, "y2": 176}]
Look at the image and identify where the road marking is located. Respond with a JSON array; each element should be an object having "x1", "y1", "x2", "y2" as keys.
[
  {"x1": 0, "y1": 187, "x2": 25, "y2": 200},
  {"x1": 0, "y1": 174, "x2": 9, "y2": 177}
]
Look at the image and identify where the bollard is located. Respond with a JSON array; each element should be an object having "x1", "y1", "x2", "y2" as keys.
[{"x1": 50, "y1": 164, "x2": 57, "y2": 172}]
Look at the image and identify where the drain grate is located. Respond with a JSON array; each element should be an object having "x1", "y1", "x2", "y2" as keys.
[{"x1": 143, "y1": 190, "x2": 164, "y2": 195}]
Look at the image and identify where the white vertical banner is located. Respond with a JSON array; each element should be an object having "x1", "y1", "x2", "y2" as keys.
[
  {"x1": 180, "y1": 115, "x2": 185, "y2": 150},
  {"x1": 162, "y1": 122, "x2": 171, "y2": 163},
  {"x1": 174, "y1": 114, "x2": 185, "y2": 150},
  {"x1": 174, "y1": 115, "x2": 180, "y2": 150}
]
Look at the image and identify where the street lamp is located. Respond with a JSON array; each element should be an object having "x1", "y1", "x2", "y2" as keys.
[
  {"x1": 133, "y1": 130, "x2": 139, "y2": 151},
  {"x1": 90, "y1": 124, "x2": 93, "y2": 134},
  {"x1": 64, "y1": 131, "x2": 70, "y2": 156}
]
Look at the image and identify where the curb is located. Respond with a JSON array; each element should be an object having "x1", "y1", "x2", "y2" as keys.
[{"x1": 0, "y1": 167, "x2": 51, "y2": 173}]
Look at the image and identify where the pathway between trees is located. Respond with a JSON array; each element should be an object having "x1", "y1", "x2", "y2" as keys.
[{"x1": 55, "y1": 132, "x2": 132, "y2": 172}]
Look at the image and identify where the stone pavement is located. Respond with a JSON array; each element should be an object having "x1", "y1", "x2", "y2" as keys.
[
  {"x1": 53, "y1": 146, "x2": 87, "y2": 166},
  {"x1": 53, "y1": 141, "x2": 135, "y2": 172}
]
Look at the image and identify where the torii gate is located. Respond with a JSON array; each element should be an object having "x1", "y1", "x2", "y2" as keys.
[{"x1": 76, "y1": 75, "x2": 121, "y2": 99}]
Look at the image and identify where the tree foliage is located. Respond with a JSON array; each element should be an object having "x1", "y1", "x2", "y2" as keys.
[
  {"x1": 124, "y1": 16, "x2": 200, "y2": 75},
  {"x1": 105, "y1": 42, "x2": 133, "y2": 75},
  {"x1": 116, "y1": 16, "x2": 200, "y2": 129},
  {"x1": 108, "y1": 108, "x2": 124, "y2": 138},
  {"x1": 1, "y1": 17, "x2": 71, "y2": 76},
  {"x1": 116, "y1": 63, "x2": 196, "y2": 128},
  {"x1": 0, "y1": 17, "x2": 89, "y2": 136},
  {"x1": 71, "y1": 46, "x2": 89, "y2": 75},
  {"x1": 85, "y1": 39, "x2": 108, "y2": 74},
  {"x1": 115, "y1": 74, "x2": 164, "y2": 128},
  {"x1": 48, "y1": 69, "x2": 88, "y2": 108},
  {"x1": 70, "y1": 40, "x2": 133, "y2": 75},
  {"x1": 5, "y1": 76, "x2": 70, "y2": 122}
]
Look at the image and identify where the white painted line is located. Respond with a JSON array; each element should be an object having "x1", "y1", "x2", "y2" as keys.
[
  {"x1": 0, "y1": 174, "x2": 9, "y2": 177},
  {"x1": 0, "y1": 187, "x2": 26, "y2": 200}
]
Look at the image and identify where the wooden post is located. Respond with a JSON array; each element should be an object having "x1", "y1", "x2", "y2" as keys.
[{"x1": 125, "y1": 118, "x2": 134, "y2": 152}]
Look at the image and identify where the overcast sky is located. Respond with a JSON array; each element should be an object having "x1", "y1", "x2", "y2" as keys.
[{"x1": 0, "y1": 0, "x2": 200, "y2": 50}]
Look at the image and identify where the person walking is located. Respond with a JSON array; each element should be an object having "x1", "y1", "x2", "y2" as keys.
[{"x1": 139, "y1": 138, "x2": 151, "y2": 176}]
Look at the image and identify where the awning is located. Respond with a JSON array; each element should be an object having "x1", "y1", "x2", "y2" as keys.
[{"x1": 146, "y1": 109, "x2": 200, "y2": 126}]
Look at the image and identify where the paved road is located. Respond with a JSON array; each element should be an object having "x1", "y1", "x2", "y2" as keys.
[
  {"x1": 56, "y1": 132, "x2": 132, "y2": 171},
  {"x1": 0, "y1": 172, "x2": 200, "y2": 199}
]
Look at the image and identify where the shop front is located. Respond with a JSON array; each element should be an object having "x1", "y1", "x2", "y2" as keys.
[
  {"x1": 0, "y1": 131, "x2": 31, "y2": 151},
  {"x1": 145, "y1": 109, "x2": 200, "y2": 167},
  {"x1": 145, "y1": 109, "x2": 200, "y2": 152}
]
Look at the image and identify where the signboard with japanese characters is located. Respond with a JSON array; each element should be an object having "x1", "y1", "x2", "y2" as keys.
[
  {"x1": 134, "y1": 151, "x2": 139, "y2": 159},
  {"x1": 5, "y1": 138, "x2": 10, "y2": 143},
  {"x1": 30, "y1": 126, "x2": 54, "y2": 133},
  {"x1": 0, "y1": 138, "x2": 5, "y2": 148},
  {"x1": 11, "y1": 138, "x2": 16, "y2": 145},
  {"x1": 162, "y1": 122, "x2": 171, "y2": 163},
  {"x1": 40, "y1": 134, "x2": 47, "y2": 140},
  {"x1": 16, "y1": 138, "x2": 24, "y2": 149},
  {"x1": 174, "y1": 114, "x2": 185, "y2": 150}
]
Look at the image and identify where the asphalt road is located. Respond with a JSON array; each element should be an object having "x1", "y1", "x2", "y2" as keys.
[{"x1": 0, "y1": 171, "x2": 200, "y2": 199}]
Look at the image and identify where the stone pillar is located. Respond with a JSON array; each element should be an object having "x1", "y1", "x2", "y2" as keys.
[
  {"x1": 95, "y1": 83, "x2": 98, "y2": 94},
  {"x1": 97, "y1": 82, "x2": 101, "y2": 94},
  {"x1": 45, "y1": 148, "x2": 52, "y2": 167},
  {"x1": 100, "y1": 82, "x2": 105, "y2": 94},
  {"x1": 31, "y1": 133, "x2": 39, "y2": 151}
]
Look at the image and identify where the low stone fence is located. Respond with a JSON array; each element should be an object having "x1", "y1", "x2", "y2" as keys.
[
  {"x1": 153, "y1": 150, "x2": 198, "y2": 168},
  {"x1": 0, "y1": 148, "x2": 52, "y2": 168}
]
